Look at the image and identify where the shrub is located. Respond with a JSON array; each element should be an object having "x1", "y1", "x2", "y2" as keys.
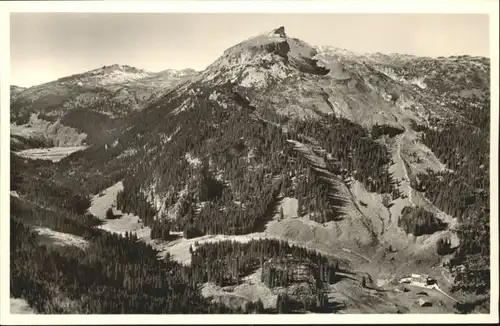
[
  {"x1": 106, "y1": 207, "x2": 117, "y2": 219},
  {"x1": 436, "y1": 237, "x2": 454, "y2": 255},
  {"x1": 398, "y1": 206, "x2": 447, "y2": 236}
]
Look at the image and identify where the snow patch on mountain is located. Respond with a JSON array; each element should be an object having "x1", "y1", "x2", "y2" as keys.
[
  {"x1": 117, "y1": 148, "x2": 139, "y2": 159},
  {"x1": 172, "y1": 97, "x2": 193, "y2": 115},
  {"x1": 155, "y1": 68, "x2": 198, "y2": 79},
  {"x1": 160, "y1": 126, "x2": 180, "y2": 144},
  {"x1": 238, "y1": 62, "x2": 291, "y2": 89},
  {"x1": 239, "y1": 68, "x2": 268, "y2": 88},
  {"x1": 185, "y1": 152, "x2": 202, "y2": 167},
  {"x1": 58, "y1": 64, "x2": 154, "y2": 87}
]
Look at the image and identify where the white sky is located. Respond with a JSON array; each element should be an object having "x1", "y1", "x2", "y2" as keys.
[{"x1": 10, "y1": 13, "x2": 490, "y2": 87}]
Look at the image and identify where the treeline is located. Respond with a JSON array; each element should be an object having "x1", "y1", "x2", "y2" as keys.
[
  {"x1": 12, "y1": 212, "x2": 340, "y2": 314},
  {"x1": 293, "y1": 162, "x2": 346, "y2": 223},
  {"x1": 116, "y1": 180, "x2": 157, "y2": 225},
  {"x1": 60, "y1": 108, "x2": 121, "y2": 146},
  {"x1": 413, "y1": 96, "x2": 489, "y2": 297},
  {"x1": 10, "y1": 153, "x2": 103, "y2": 215},
  {"x1": 11, "y1": 171, "x2": 91, "y2": 216},
  {"x1": 11, "y1": 196, "x2": 102, "y2": 239},
  {"x1": 371, "y1": 123, "x2": 405, "y2": 139},
  {"x1": 190, "y1": 239, "x2": 339, "y2": 313},
  {"x1": 11, "y1": 217, "x2": 220, "y2": 314},
  {"x1": 262, "y1": 260, "x2": 337, "y2": 288},
  {"x1": 22, "y1": 81, "x2": 400, "y2": 239},
  {"x1": 115, "y1": 89, "x2": 293, "y2": 236},
  {"x1": 10, "y1": 218, "x2": 74, "y2": 313},
  {"x1": 13, "y1": 142, "x2": 344, "y2": 314},
  {"x1": 436, "y1": 237, "x2": 454, "y2": 255},
  {"x1": 275, "y1": 292, "x2": 330, "y2": 314},
  {"x1": 149, "y1": 219, "x2": 172, "y2": 241},
  {"x1": 190, "y1": 239, "x2": 338, "y2": 287},
  {"x1": 11, "y1": 150, "x2": 225, "y2": 313},
  {"x1": 411, "y1": 171, "x2": 487, "y2": 220},
  {"x1": 10, "y1": 173, "x2": 253, "y2": 314},
  {"x1": 447, "y1": 91, "x2": 490, "y2": 130},
  {"x1": 114, "y1": 85, "x2": 400, "y2": 235},
  {"x1": 288, "y1": 114, "x2": 398, "y2": 196},
  {"x1": 11, "y1": 135, "x2": 54, "y2": 151},
  {"x1": 397, "y1": 206, "x2": 447, "y2": 236}
]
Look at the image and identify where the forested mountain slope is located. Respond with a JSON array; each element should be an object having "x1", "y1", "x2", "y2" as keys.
[
  {"x1": 10, "y1": 26, "x2": 491, "y2": 314},
  {"x1": 10, "y1": 65, "x2": 197, "y2": 148}
]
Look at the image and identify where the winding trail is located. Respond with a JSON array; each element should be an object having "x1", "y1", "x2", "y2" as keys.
[
  {"x1": 429, "y1": 284, "x2": 460, "y2": 303},
  {"x1": 342, "y1": 248, "x2": 372, "y2": 263},
  {"x1": 441, "y1": 269, "x2": 453, "y2": 285}
]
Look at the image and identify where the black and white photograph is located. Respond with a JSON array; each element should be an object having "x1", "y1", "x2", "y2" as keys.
[{"x1": 0, "y1": 0, "x2": 498, "y2": 324}]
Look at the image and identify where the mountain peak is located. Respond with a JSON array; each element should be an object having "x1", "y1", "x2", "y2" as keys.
[
  {"x1": 97, "y1": 64, "x2": 146, "y2": 74},
  {"x1": 203, "y1": 26, "x2": 329, "y2": 85},
  {"x1": 51, "y1": 64, "x2": 154, "y2": 87},
  {"x1": 270, "y1": 26, "x2": 287, "y2": 38}
]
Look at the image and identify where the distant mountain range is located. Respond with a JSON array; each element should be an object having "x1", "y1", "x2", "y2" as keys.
[
  {"x1": 10, "y1": 65, "x2": 198, "y2": 147},
  {"x1": 11, "y1": 64, "x2": 198, "y2": 119}
]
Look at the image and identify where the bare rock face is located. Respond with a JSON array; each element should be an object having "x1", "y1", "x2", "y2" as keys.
[{"x1": 272, "y1": 26, "x2": 287, "y2": 38}]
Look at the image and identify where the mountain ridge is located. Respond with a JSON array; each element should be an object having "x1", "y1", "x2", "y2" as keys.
[{"x1": 10, "y1": 65, "x2": 200, "y2": 148}]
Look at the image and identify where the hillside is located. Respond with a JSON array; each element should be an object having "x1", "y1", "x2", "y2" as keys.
[
  {"x1": 10, "y1": 65, "x2": 198, "y2": 149},
  {"x1": 10, "y1": 27, "x2": 490, "y2": 314},
  {"x1": 10, "y1": 85, "x2": 27, "y2": 102}
]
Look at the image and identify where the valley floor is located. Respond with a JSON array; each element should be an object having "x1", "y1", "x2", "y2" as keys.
[{"x1": 15, "y1": 146, "x2": 87, "y2": 162}]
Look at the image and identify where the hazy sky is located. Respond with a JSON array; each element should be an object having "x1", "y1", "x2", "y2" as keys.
[{"x1": 10, "y1": 13, "x2": 489, "y2": 87}]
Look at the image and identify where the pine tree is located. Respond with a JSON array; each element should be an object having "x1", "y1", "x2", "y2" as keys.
[
  {"x1": 255, "y1": 299, "x2": 265, "y2": 313},
  {"x1": 106, "y1": 207, "x2": 115, "y2": 219}
]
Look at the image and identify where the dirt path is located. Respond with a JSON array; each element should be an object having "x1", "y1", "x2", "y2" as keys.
[
  {"x1": 435, "y1": 286, "x2": 460, "y2": 303},
  {"x1": 342, "y1": 248, "x2": 372, "y2": 263},
  {"x1": 441, "y1": 269, "x2": 453, "y2": 285}
]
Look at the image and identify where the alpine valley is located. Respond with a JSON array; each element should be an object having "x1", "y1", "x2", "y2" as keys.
[{"x1": 10, "y1": 27, "x2": 491, "y2": 314}]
